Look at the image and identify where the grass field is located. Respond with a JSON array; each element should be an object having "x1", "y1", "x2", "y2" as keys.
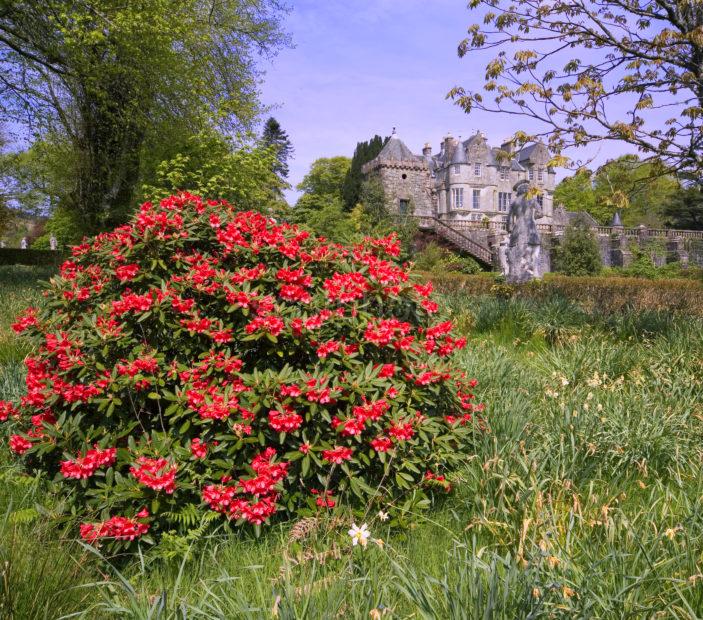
[{"x1": 1, "y1": 265, "x2": 702, "y2": 619}]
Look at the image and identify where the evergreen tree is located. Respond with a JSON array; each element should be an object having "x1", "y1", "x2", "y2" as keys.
[
  {"x1": 342, "y1": 135, "x2": 388, "y2": 211},
  {"x1": 663, "y1": 187, "x2": 703, "y2": 230},
  {"x1": 262, "y1": 117, "x2": 294, "y2": 180},
  {"x1": 554, "y1": 215, "x2": 602, "y2": 276}
]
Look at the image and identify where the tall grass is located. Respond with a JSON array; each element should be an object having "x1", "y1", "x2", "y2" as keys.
[{"x1": 0, "y1": 268, "x2": 702, "y2": 618}]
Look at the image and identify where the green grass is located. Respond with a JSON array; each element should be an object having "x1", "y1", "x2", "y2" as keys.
[{"x1": 1, "y1": 267, "x2": 702, "y2": 618}]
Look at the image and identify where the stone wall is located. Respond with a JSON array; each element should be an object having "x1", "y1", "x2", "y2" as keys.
[{"x1": 372, "y1": 162, "x2": 434, "y2": 216}]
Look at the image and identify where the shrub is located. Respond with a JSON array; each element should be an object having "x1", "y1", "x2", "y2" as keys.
[
  {"x1": 414, "y1": 242, "x2": 482, "y2": 275},
  {"x1": 554, "y1": 217, "x2": 602, "y2": 276},
  {"x1": 428, "y1": 272, "x2": 703, "y2": 316},
  {"x1": 1, "y1": 193, "x2": 482, "y2": 548}
]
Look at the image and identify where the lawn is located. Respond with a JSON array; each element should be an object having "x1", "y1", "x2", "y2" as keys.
[{"x1": 1, "y1": 265, "x2": 702, "y2": 619}]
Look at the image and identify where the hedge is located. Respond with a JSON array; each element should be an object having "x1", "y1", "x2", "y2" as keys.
[
  {"x1": 425, "y1": 272, "x2": 703, "y2": 316},
  {"x1": 0, "y1": 248, "x2": 67, "y2": 267}
]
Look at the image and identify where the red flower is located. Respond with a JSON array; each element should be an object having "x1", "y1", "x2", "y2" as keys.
[
  {"x1": 130, "y1": 457, "x2": 177, "y2": 494},
  {"x1": 316, "y1": 339, "x2": 341, "y2": 358},
  {"x1": 323, "y1": 272, "x2": 370, "y2": 303},
  {"x1": 0, "y1": 400, "x2": 19, "y2": 422},
  {"x1": 61, "y1": 446, "x2": 117, "y2": 479},
  {"x1": 268, "y1": 406, "x2": 303, "y2": 433},
  {"x1": 115, "y1": 264, "x2": 140, "y2": 282},
  {"x1": 9, "y1": 434, "x2": 32, "y2": 455},
  {"x1": 190, "y1": 438, "x2": 209, "y2": 459},
  {"x1": 322, "y1": 446, "x2": 353, "y2": 464},
  {"x1": 11, "y1": 307, "x2": 39, "y2": 333},
  {"x1": 388, "y1": 421, "x2": 415, "y2": 441},
  {"x1": 370, "y1": 436, "x2": 393, "y2": 452},
  {"x1": 80, "y1": 514, "x2": 150, "y2": 542}
]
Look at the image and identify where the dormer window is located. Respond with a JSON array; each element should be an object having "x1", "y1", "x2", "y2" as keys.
[
  {"x1": 453, "y1": 165, "x2": 460, "y2": 175},
  {"x1": 474, "y1": 163, "x2": 482, "y2": 177},
  {"x1": 499, "y1": 166, "x2": 509, "y2": 181}
]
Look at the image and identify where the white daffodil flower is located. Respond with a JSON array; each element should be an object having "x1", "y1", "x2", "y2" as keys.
[{"x1": 348, "y1": 522, "x2": 371, "y2": 547}]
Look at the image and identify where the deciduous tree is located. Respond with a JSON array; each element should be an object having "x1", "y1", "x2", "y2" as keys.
[
  {"x1": 451, "y1": 1, "x2": 703, "y2": 180},
  {"x1": 0, "y1": 1, "x2": 289, "y2": 229}
]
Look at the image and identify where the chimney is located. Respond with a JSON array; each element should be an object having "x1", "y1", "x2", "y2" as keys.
[
  {"x1": 500, "y1": 138, "x2": 514, "y2": 154},
  {"x1": 422, "y1": 143, "x2": 432, "y2": 157}
]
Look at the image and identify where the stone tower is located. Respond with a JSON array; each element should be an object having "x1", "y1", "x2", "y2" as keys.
[{"x1": 361, "y1": 129, "x2": 434, "y2": 217}]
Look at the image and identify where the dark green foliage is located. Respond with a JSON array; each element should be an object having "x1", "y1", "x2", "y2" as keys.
[
  {"x1": 663, "y1": 186, "x2": 703, "y2": 230},
  {"x1": 0, "y1": 249, "x2": 65, "y2": 267},
  {"x1": 342, "y1": 135, "x2": 388, "y2": 211},
  {"x1": 262, "y1": 117, "x2": 294, "y2": 181},
  {"x1": 554, "y1": 217, "x2": 602, "y2": 276}
]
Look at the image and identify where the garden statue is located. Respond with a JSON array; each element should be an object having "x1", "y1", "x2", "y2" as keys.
[
  {"x1": 505, "y1": 181, "x2": 544, "y2": 284},
  {"x1": 50, "y1": 235, "x2": 58, "y2": 251},
  {"x1": 20, "y1": 237, "x2": 28, "y2": 249}
]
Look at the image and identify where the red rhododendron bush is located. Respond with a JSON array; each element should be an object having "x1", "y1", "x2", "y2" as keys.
[{"x1": 1, "y1": 193, "x2": 483, "y2": 546}]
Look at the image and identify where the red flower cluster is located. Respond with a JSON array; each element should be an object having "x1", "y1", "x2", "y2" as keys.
[
  {"x1": 202, "y1": 449, "x2": 287, "y2": 524},
  {"x1": 61, "y1": 446, "x2": 117, "y2": 479},
  {"x1": 80, "y1": 512, "x2": 150, "y2": 542},
  {"x1": 130, "y1": 457, "x2": 177, "y2": 494}
]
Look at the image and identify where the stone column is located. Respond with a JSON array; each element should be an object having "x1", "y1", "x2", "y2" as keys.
[
  {"x1": 611, "y1": 232, "x2": 632, "y2": 268},
  {"x1": 666, "y1": 236, "x2": 689, "y2": 267}
]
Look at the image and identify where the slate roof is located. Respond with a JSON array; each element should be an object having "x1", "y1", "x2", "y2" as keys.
[
  {"x1": 376, "y1": 132, "x2": 419, "y2": 163},
  {"x1": 515, "y1": 143, "x2": 539, "y2": 162}
]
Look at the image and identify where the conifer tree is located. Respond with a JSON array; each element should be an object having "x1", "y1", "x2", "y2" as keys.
[
  {"x1": 342, "y1": 135, "x2": 388, "y2": 211},
  {"x1": 262, "y1": 117, "x2": 294, "y2": 181}
]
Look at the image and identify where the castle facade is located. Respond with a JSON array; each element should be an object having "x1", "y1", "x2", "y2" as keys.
[{"x1": 362, "y1": 130, "x2": 557, "y2": 224}]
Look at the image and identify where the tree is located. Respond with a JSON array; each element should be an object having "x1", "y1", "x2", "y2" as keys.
[
  {"x1": 663, "y1": 187, "x2": 703, "y2": 230},
  {"x1": 0, "y1": 1, "x2": 289, "y2": 230},
  {"x1": 451, "y1": 1, "x2": 703, "y2": 181},
  {"x1": 262, "y1": 117, "x2": 294, "y2": 182},
  {"x1": 342, "y1": 135, "x2": 388, "y2": 211},
  {"x1": 294, "y1": 157, "x2": 351, "y2": 213},
  {"x1": 553, "y1": 169, "x2": 596, "y2": 215},
  {"x1": 141, "y1": 130, "x2": 286, "y2": 216},
  {"x1": 591, "y1": 156, "x2": 679, "y2": 225},
  {"x1": 554, "y1": 216, "x2": 602, "y2": 276},
  {"x1": 554, "y1": 156, "x2": 680, "y2": 225}
]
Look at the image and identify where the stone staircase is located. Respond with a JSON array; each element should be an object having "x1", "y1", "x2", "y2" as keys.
[{"x1": 411, "y1": 216, "x2": 494, "y2": 266}]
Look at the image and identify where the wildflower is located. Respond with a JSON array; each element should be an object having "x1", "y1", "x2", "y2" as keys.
[
  {"x1": 377, "y1": 510, "x2": 389, "y2": 521},
  {"x1": 664, "y1": 527, "x2": 680, "y2": 540},
  {"x1": 348, "y1": 522, "x2": 371, "y2": 547},
  {"x1": 562, "y1": 586, "x2": 576, "y2": 599}
]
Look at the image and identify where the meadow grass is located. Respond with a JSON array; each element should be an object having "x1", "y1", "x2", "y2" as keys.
[{"x1": 0, "y1": 266, "x2": 702, "y2": 619}]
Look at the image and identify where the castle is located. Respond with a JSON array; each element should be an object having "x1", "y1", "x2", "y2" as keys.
[{"x1": 362, "y1": 129, "x2": 557, "y2": 224}]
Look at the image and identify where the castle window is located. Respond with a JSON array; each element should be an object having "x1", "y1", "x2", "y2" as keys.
[
  {"x1": 472, "y1": 189, "x2": 481, "y2": 209},
  {"x1": 401, "y1": 173, "x2": 407, "y2": 180},
  {"x1": 528, "y1": 167, "x2": 534, "y2": 181},
  {"x1": 536, "y1": 194, "x2": 544, "y2": 207},
  {"x1": 451, "y1": 188, "x2": 464, "y2": 209},
  {"x1": 453, "y1": 165, "x2": 460, "y2": 175},
  {"x1": 399, "y1": 199, "x2": 410, "y2": 214},
  {"x1": 499, "y1": 166, "x2": 509, "y2": 181},
  {"x1": 498, "y1": 192, "x2": 512, "y2": 212},
  {"x1": 474, "y1": 163, "x2": 482, "y2": 177},
  {"x1": 537, "y1": 167, "x2": 544, "y2": 182}
]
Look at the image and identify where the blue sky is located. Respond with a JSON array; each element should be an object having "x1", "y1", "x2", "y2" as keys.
[{"x1": 258, "y1": 0, "x2": 623, "y2": 204}]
